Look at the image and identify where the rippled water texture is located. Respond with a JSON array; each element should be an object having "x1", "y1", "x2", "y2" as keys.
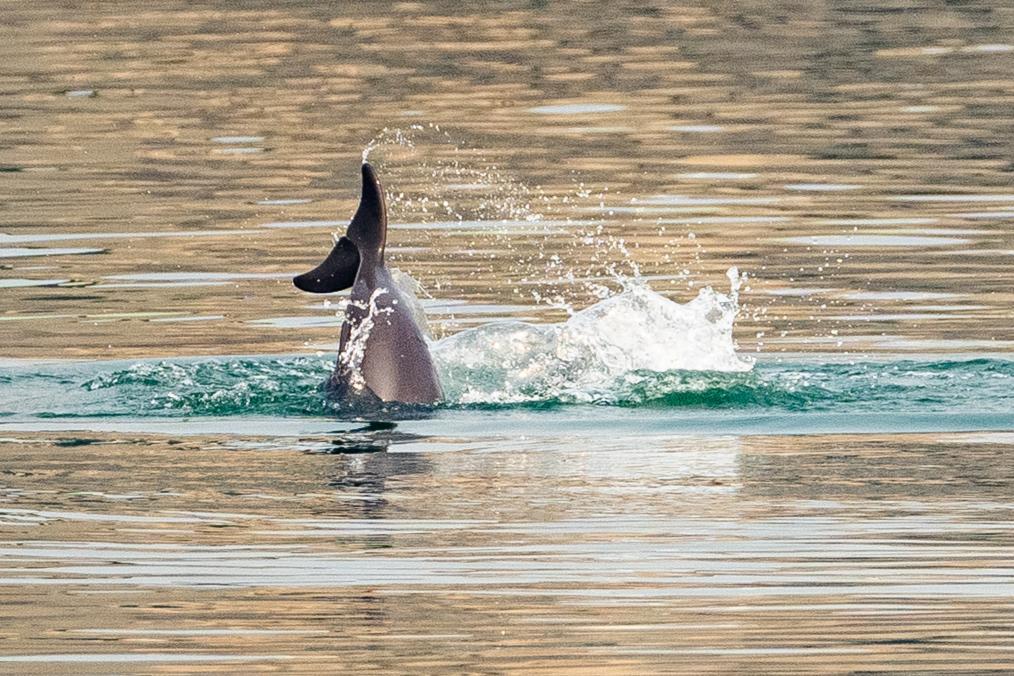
[{"x1": 1, "y1": 1, "x2": 1013, "y2": 672}]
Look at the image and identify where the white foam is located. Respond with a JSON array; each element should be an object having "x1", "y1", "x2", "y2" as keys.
[{"x1": 433, "y1": 271, "x2": 752, "y2": 405}]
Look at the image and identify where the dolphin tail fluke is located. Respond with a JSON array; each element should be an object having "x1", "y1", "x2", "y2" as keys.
[
  {"x1": 292, "y1": 162, "x2": 387, "y2": 294},
  {"x1": 347, "y1": 162, "x2": 387, "y2": 258},
  {"x1": 292, "y1": 235, "x2": 361, "y2": 293}
]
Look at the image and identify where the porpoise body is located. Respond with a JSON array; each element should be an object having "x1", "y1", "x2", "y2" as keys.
[{"x1": 293, "y1": 163, "x2": 443, "y2": 405}]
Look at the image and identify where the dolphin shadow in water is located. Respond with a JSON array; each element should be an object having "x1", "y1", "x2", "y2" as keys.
[
  {"x1": 294, "y1": 163, "x2": 443, "y2": 412},
  {"x1": 308, "y1": 421, "x2": 429, "y2": 455},
  {"x1": 298, "y1": 422, "x2": 434, "y2": 516}
]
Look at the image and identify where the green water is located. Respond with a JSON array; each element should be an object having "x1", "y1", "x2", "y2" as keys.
[{"x1": 2, "y1": 356, "x2": 1012, "y2": 438}]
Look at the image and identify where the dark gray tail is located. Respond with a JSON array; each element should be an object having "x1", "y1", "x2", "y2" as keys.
[
  {"x1": 293, "y1": 235, "x2": 360, "y2": 293},
  {"x1": 293, "y1": 162, "x2": 388, "y2": 293}
]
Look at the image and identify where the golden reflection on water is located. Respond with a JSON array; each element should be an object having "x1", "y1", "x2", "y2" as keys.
[
  {"x1": 1, "y1": 1, "x2": 1012, "y2": 358},
  {"x1": 0, "y1": 432, "x2": 1012, "y2": 670}
]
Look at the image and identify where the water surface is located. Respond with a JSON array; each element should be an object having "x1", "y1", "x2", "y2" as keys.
[{"x1": 1, "y1": 1, "x2": 1013, "y2": 671}]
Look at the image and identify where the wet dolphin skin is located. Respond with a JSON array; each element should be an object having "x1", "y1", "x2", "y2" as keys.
[{"x1": 293, "y1": 163, "x2": 443, "y2": 405}]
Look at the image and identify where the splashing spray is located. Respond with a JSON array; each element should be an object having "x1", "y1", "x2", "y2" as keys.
[{"x1": 338, "y1": 288, "x2": 394, "y2": 392}]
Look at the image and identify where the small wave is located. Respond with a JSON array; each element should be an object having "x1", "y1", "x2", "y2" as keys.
[
  {"x1": 0, "y1": 356, "x2": 1011, "y2": 419},
  {"x1": 79, "y1": 358, "x2": 335, "y2": 416}
]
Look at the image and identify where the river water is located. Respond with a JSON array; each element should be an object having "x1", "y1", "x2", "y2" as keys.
[{"x1": 1, "y1": 1, "x2": 1013, "y2": 672}]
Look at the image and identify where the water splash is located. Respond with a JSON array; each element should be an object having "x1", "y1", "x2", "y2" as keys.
[
  {"x1": 0, "y1": 271, "x2": 762, "y2": 415},
  {"x1": 390, "y1": 268, "x2": 433, "y2": 339},
  {"x1": 361, "y1": 126, "x2": 419, "y2": 163},
  {"x1": 338, "y1": 288, "x2": 394, "y2": 393},
  {"x1": 433, "y1": 271, "x2": 752, "y2": 405},
  {"x1": 355, "y1": 127, "x2": 663, "y2": 322},
  {"x1": 359, "y1": 124, "x2": 554, "y2": 224}
]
